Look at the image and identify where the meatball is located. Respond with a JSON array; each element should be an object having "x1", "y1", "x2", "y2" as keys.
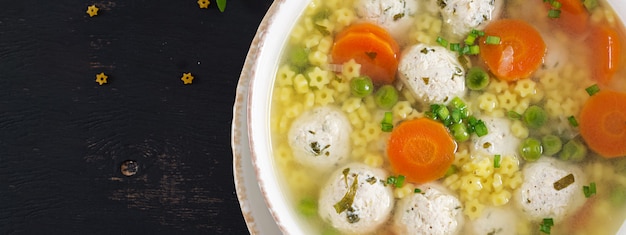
[
  {"x1": 437, "y1": 0, "x2": 504, "y2": 40},
  {"x1": 318, "y1": 163, "x2": 394, "y2": 234},
  {"x1": 515, "y1": 157, "x2": 587, "y2": 221},
  {"x1": 288, "y1": 106, "x2": 351, "y2": 171},
  {"x1": 393, "y1": 183, "x2": 464, "y2": 235},
  {"x1": 354, "y1": 0, "x2": 419, "y2": 44},
  {"x1": 471, "y1": 116, "x2": 521, "y2": 158},
  {"x1": 469, "y1": 206, "x2": 517, "y2": 235},
  {"x1": 397, "y1": 44, "x2": 466, "y2": 105}
]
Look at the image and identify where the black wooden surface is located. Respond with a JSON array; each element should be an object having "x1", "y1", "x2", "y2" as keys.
[{"x1": 0, "y1": 0, "x2": 273, "y2": 233}]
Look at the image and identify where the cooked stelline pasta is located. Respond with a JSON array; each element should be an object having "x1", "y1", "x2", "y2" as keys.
[
  {"x1": 290, "y1": 25, "x2": 306, "y2": 43},
  {"x1": 285, "y1": 103, "x2": 303, "y2": 119},
  {"x1": 293, "y1": 74, "x2": 310, "y2": 94},
  {"x1": 307, "y1": 67, "x2": 331, "y2": 89},
  {"x1": 313, "y1": 89, "x2": 332, "y2": 106},
  {"x1": 490, "y1": 190, "x2": 511, "y2": 206},
  {"x1": 360, "y1": 122, "x2": 381, "y2": 142},
  {"x1": 363, "y1": 153, "x2": 384, "y2": 168},
  {"x1": 341, "y1": 59, "x2": 361, "y2": 79},
  {"x1": 275, "y1": 144, "x2": 294, "y2": 168},
  {"x1": 464, "y1": 199, "x2": 485, "y2": 220},
  {"x1": 539, "y1": 70, "x2": 559, "y2": 90},
  {"x1": 560, "y1": 98, "x2": 579, "y2": 117},
  {"x1": 276, "y1": 87, "x2": 293, "y2": 105},
  {"x1": 303, "y1": 92, "x2": 316, "y2": 108},
  {"x1": 513, "y1": 79, "x2": 536, "y2": 98},
  {"x1": 342, "y1": 97, "x2": 362, "y2": 113},
  {"x1": 309, "y1": 50, "x2": 328, "y2": 66},
  {"x1": 477, "y1": 93, "x2": 499, "y2": 112},
  {"x1": 304, "y1": 33, "x2": 323, "y2": 49},
  {"x1": 510, "y1": 120, "x2": 529, "y2": 139},
  {"x1": 488, "y1": 79, "x2": 509, "y2": 94},
  {"x1": 394, "y1": 183, "x2": 415, "y2": 199},
  {"x1": 276, "y1": 65, "x2": 295, "y2": 87},
  {"x1": 332, "y1": 8, "x2": 355, "y2": 29},
  {"x1": 317, "y1": 36, "x2": 333, "y2": 54},
  {"x1": 348, "y1": 111, "x2": 364, "y2": 130},
  {"x1": 278, "y1": 115, "x2": 290, "y2": 134},
  {"x1": 513, "y1": 97, "x2": 530, "y2": 115},
  {"x1": 392, "y1": 101, "x2": 413, "y2": 119},
  {"x1": 496, "y1": 156, "x2": 520, "y2": 177},
  {"x1": 315, "y1": 19, "x2": 335, "y2": 35},
  {"x1": 491, "y1": 173, "x2": 503, "y2": 192}
]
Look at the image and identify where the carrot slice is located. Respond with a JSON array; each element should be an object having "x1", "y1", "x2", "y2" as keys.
[
  {"x1": 387, "y1": 118, "x2": 457, "y2": 184},
  {"x1": 544, "y1": 0, "x2": 589, "y2": 34},
  {"x1": 331, "y1": 23, "x2": 399, "y2": 85},
  {"x1": 585, "y1": 24, "x2": 622, "y2": 86},
  {"x1": 579, "y1": 90, "x2": 626, "y2": 158},
  {"x1": 479, "y1": 19, "x2": 546, "y2": 82}
]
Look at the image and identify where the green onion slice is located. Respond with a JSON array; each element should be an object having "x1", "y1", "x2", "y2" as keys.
[
  {"x1": 485, "y1": 36, "x2": 501, "y2": 45},
  {"x1": 585, "y1": 84, "x2": 600, "y2": 96},
  {"x1": 494, "y1": 154, "x2": 501, "y2": 168}
]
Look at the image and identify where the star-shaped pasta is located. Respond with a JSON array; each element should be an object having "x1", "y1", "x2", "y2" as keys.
[
  {"x1": 86, "y1": 5, "x2": 99, "y2": 17},
  {"x1": 197, "y1": 0, "x2": 210, "y2": 9},
  {"x1": 181, "y1": 73, "x2": 194, "y2": 84},
  {"x1": 95, "y1": 72, "x2": 108, "y2": 85}
]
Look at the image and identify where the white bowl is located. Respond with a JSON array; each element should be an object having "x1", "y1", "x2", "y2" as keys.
[{"x1": 233, "y1": 0, "x2": 626, "y2": 234}]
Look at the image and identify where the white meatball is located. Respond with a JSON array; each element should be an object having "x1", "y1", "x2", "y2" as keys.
[
  {"x1": 318, "y1": 163, "x2": 394, "y2": 234},
  {"x1": 398, "y1": 44, "x2": 466, "y2": 105},
  {"x1": 437, "y1": 0, "x2": 504, "y2": 40},
  {"x1": 469, "y1": 206, "x2": 517, "y2": 235},
  {"x1": 355, "y1": 0, "x2": 419, "y2": 44},
  {"x1": 393, "y1": 183, "x2": 464, "y2": 235},
  {"x1": 288, "y1": 106, "x2": 351, "y2": 171},
  {"x1": 515, "y1": 157, "x2": 587, "y2": 221},
  {"x1": 471, "y1": 116, "x2": 521, "y2": 158}
]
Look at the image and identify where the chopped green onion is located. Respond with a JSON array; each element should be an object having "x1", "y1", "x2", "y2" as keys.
[
  {"x1": 444, "y1": 165, "x2": 458, "y2": 177},
  {"x1": 414, "y1": 188, "x2": 422, "y2": 193},
  {"x1": 548, "y1": 9, "x2": 561, "y2": 18},
  {"x1": 583, "y1": 182, "x2": 597, "y2": 198},
  {"x1": 381, "y1": 111, "x2": 394, "y2": 132},
  {"x1": 540, "y1": 218, "x2": 554, "y2": 234},
  {"x1": 551, "y1": 1, "x2": 562, "y2": 9},
  {"x1": 494, "y1": 154, "x2": 501, "y2": 168},
  {"x1": 468, "y1": 45, "x2": 480, "y2": 55},
  {"x1": 568, "y1": 116, "x2": 579, "y2": 127},
  {"x1": 450, "y1": 43, "x2": 461, "y2": 52},
  {"x1": 458, "y1": 55, "x2": 470, "y2": 69},
  {"x1": 585, "y1": 84, "x2": 600, "y2": 96},
  {"x1": 298, "y1": 198, "x2": 318, "y2": 217},
  {"x1": 436, "y1": 105, "x2": 451, "y2": 121},
  {"x1": 520, "y1": 137, "x2": 543, "y2": 161},
  {"x1": 450, "y1": 123, "x2": 470, "y2": 142},
  {"x1": 461, "y1": 45, "x2": 471, "y2": 55},
  {"x1": 350, "y1": 76, "x2": 374, "y2": 98},
  {"x1": 375, "y1": 85, "x2": 399, "y2": 109},
  {"x1": 583, "y1": 0, "x2": 598, "y2": 10},
  {"x1": 542, "y1": 134, "x2": 563, "y2": 156},
  {"x1": 471, "y1": 29, "x2": 485, "y2": 36},
  {"x1": 485, "y1": 35, "x2": 501, "y2": 45},
  {"x1": 216, "y1": 0, "x2": 227, "y2": 12},
  {"x1": 473, "y1": 120, "x2": 488, "y2": 137},
  {"x1": 523, "y1": 105, "x2": 548, "y2": 129},
  {"x1": 466, "y1": 67, "x2": 490, "y2": 90},
  {"x1": 395, "y1": 175, "x2": 406, "y2": 188},
  {"x1": 465, "y1": 34, "x2": 477, "y2": 45},
  {"x1": 450, "y1": 97, "x2": 467, "y2": 110},
  {"x1": 507, "y1": 110, "x2": 522, "y2": 120},
  {"x1": 386, "y1": 176, "x2": 396, "y2": 185},
  {"x1": 450, "y1": 109, "x2": 462, "y2": 123},
  {"x1": 436, "y1": 36, "x2": 449, "y2": 47},
  {"x1": 560, "y1": 139, "x2": 587, "y2": 162},
  {"x1": 543, "y1": 218, "x2": 554, "y2": 227}
]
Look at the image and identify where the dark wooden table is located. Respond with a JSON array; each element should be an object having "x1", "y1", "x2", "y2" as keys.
[{"x1": 0, "y1": 0, "x2": 273, "y2": 233}]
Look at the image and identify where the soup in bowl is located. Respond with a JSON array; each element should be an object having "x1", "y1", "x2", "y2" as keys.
[{"x1": 245, "y1": 0, "x2": 626, "y2": 234}]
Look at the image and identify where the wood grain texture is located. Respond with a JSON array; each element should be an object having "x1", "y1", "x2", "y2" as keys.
[{"x1": 0, "y1": 0, "x2": 273, "y2": 233}]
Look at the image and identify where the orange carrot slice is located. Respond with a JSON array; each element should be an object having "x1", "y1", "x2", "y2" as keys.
[
  {"x1": 579, "y1": 90, "x2": 626, "y2": 158},
  {"x1": 585, "y1": 24, "x2": 622, "y2": 86},
  {"x1": 387, "y1": 118, "x2": 457, "y2": 184},
  {"x1": 479, "y1": 19, "x2": 546, "y2": 82},
  {"x1": 544, "y1": 0, "x2": 589, "y2": 34},
  {"x1": 331, "y1": 23, "x2": 399, "y2": 85}
]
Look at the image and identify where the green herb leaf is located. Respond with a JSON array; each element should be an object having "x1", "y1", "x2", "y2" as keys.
[{"x1": 216, "y1": 0, "x2": 226, "y2": 12}]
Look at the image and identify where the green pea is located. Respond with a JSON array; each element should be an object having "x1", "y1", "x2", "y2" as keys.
[
  {"x1": 520, "y1": 137, "x2": 543, "y2": 161},
  {"x1": 560, "y1": 139, "x2": 587, "y2": 161},
  {"x1": 450, "y1": 123, "x2": 470, "y2": 142},
  {"x1": 466, "y1": 67, "x2": 490, "y2": 90},
  {"x1": 289, "y1": 46, "x2": 309, "y2": 70},
  {"x1": 350, "y1": 76, "x2": 374, "y2": 98},
  {"x1": 297, "y1": 197, "x2": 317, "y2": 217},
  {"x1": 541, "y1": 134, "x2": 563, "y2": 156},
  {"x1": 523, "y1": 105, "x2": 548, "y2": 129},
  {"x1": 374, "y1": 85, "x2": 399, "y2": 109}
]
